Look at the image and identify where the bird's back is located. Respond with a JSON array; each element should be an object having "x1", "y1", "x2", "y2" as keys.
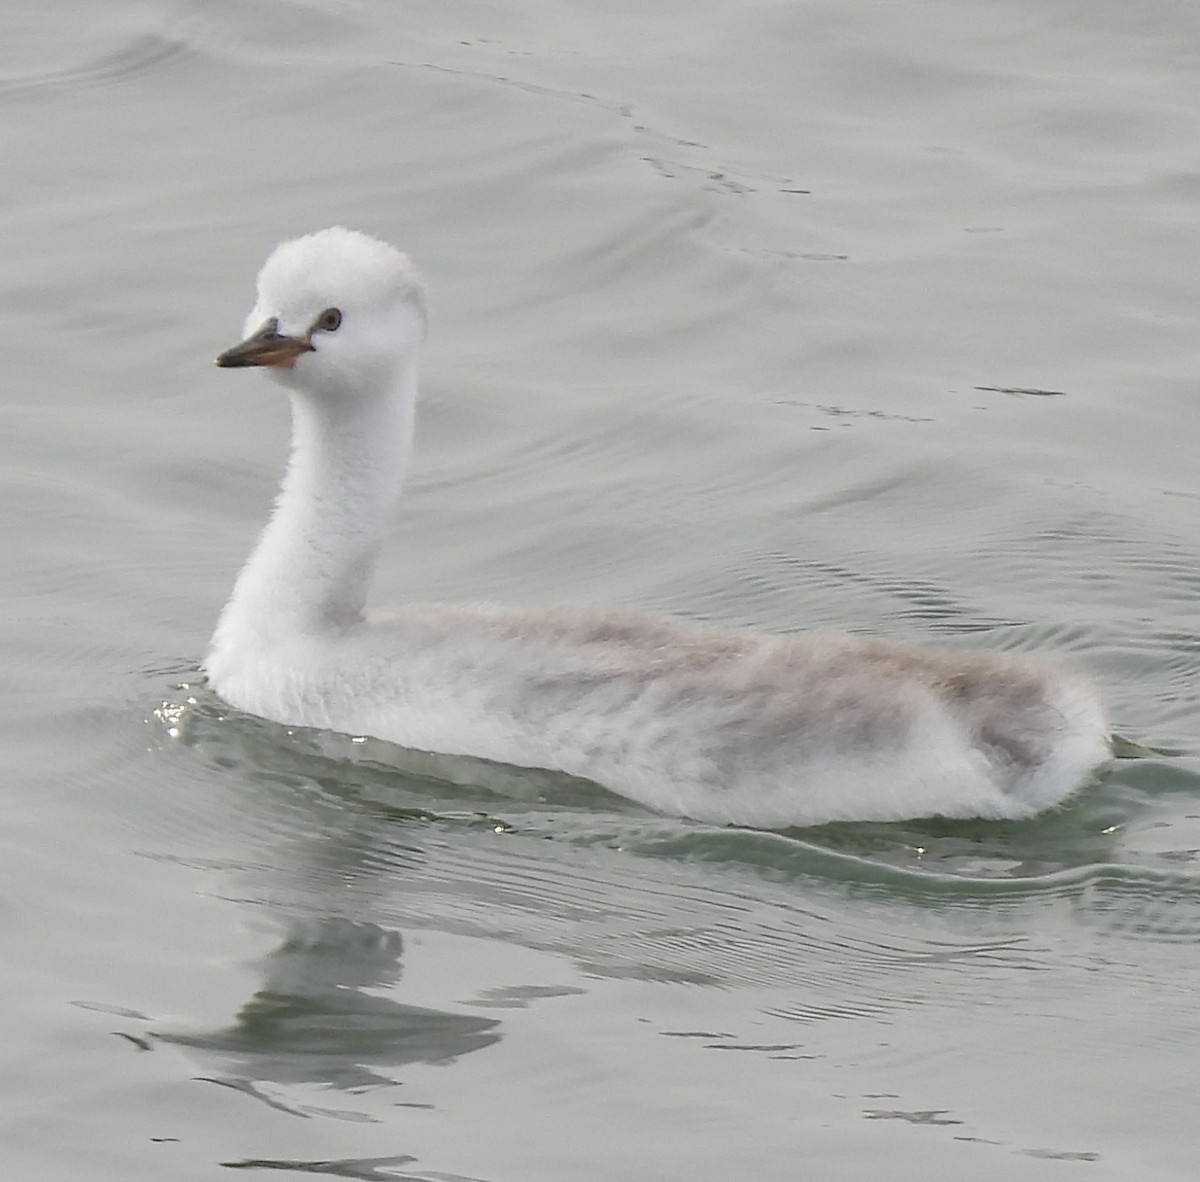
[{"x1": 208, "y1": 601, "x2": 1108, "y2": 827}]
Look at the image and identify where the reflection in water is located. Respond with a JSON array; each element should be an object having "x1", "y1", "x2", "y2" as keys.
[
  {"x1": 221, "y1": 1153, "x2": 491, "y2": 1180},
  {"x1": 158, "y1": 917, "x2": 500, "y2": 1109}
]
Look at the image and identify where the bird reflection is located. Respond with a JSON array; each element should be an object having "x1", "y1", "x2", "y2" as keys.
[{"x1": 158, "y1": 916, "x2": 500, "y2": 1100}]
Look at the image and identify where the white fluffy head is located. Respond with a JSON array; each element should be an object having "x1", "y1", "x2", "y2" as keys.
[{"x1": 239, "y1": 227, "x2": 427, "y2": 398}]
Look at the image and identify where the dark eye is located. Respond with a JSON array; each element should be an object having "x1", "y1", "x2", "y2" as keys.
[{"x1": 314, "y1": 307, "x2": 342, "y2": 332}]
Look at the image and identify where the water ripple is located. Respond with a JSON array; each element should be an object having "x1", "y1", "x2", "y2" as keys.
[
  {"x1": 0, "y1": 33, "x2": 198, "y2": 99},
  {"x1": 140, "y1": 683, "x2": 1200, "y2": 1016}
]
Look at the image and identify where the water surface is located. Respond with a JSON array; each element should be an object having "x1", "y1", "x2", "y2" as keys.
[{"x1": 2, "y1": 2, "x2": 1199, "y2": 1179}]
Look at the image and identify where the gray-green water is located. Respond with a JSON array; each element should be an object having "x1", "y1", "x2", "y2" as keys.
[{"x1": 3, "y1": 2, "x2": 1200, "y2": 1178}]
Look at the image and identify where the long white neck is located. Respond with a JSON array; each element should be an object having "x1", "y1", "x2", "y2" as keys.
[{"x1": 213, "y1": 366, "x2": 417, "y2": 646}]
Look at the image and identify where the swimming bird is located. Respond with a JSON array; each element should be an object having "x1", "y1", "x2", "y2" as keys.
[{"x1": 205, "y1": 227, "x2": 1109, "y2": 828}]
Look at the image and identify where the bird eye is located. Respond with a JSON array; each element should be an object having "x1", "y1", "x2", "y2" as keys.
[{"x1": 314, "y1": 307, "x2": 342, "y2": 332}]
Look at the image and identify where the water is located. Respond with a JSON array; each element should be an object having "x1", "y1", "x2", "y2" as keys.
[{"x1": 3, "y1": 1, "x2": 1199, "y2": 1178}]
